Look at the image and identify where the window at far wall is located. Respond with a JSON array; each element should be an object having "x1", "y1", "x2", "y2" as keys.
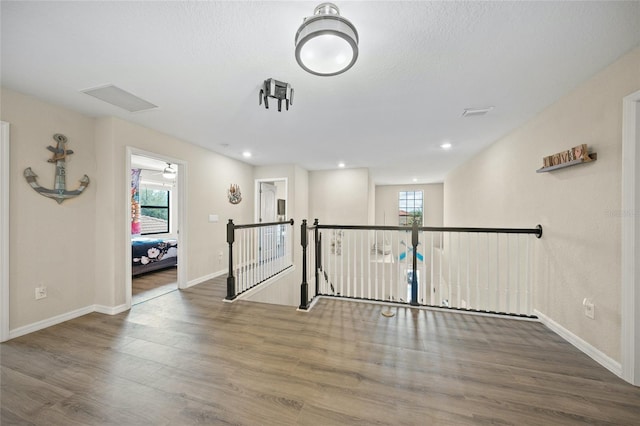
[
  {"x1": 399, "y1": 191, "x2": 423, "y2": 226},
  {"x1": 140, "y1": 187, "x2": 170, "y2": 234}
]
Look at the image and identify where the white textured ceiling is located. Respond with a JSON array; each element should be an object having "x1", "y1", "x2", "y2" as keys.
[{"x1": 2, "y1": 1, "x2": 639, "y2": 184}]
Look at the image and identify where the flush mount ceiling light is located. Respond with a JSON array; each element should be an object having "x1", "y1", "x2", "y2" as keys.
[
  {"x1": 295, "y1": 3, "x2": 359, "y2": 76},
  {"x1": 440, "y1": 142, "x2": 452, "y2": 149},
  {"x1": 162, "y1": 163, "x2": 177, "y2": 180}
]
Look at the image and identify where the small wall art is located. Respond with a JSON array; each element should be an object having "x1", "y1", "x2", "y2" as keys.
[
  {"x1": 228, "y1": 184, "x2": 242, "y2": 204},
  {"x1": 23, "y1": 133, "x2": 90, "y2": 204}
]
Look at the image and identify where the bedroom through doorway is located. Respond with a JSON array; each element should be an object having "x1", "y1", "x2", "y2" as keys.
[{"x1": 130, "y1": 153, "x2": 181, "y2": 305}]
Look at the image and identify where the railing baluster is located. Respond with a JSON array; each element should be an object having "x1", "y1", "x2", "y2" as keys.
[
  {"x1": 467, "y1": 234, "x2": 473, "y2": 308},
  {"x1": 346, "y1": 230, "x2": 351, "y2": 297},
  {"x1": 496, "y1": 233, "x2": 500, "y2": 312},
  {"x1": 516, "y1": 234, "x2": 521, "y2": 314},
  {"x1": 476, "y1": 233, "x2": 480, "y2": 310},
  {"x1": 375, "y1": 230, "x2": 379, "y2": 300},
  {"x1": 430, "y1": 232, "x2": 435, "y2": 305},
  {"x1": 439, "y1": 232, "x2": 443, "y2": 306},
  {"x1": 360, "y1": 229, "x2": 364, "y2": 298},
  {"x1": 353, "y1": 230, "x2": 357, "y2": 298},
  {"x1": 486, "y1": 233, "x2": 490, "y2": 311},
  {"x1": 506, "y1": 234, "x2": 510, "y2": 314},
  {"x1": 525, "y1": 234, "x2": 530, "y2": 315},
  {"x1": 457, "y1": 232, "x2": 461, "y2": 308},
  {"x1": 448, "y1": 232, "x2": 452, "y2": 307}
]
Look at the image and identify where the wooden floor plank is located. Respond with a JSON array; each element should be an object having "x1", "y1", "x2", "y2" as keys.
[{"x1": 2, "y1": 275, "x2": 640, "y2": 425}]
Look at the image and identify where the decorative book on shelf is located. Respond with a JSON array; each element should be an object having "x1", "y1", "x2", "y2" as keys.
[{"x1": 537, "y1": 144, "x2": 597, "y2": 173}]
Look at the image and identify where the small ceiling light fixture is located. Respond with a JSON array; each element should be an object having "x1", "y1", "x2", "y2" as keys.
[
  {"x1": 338, "y1": 162, "x2": 346, "y2": 168},
  {"x1": 412, "y1": 178, "x2": 418, "y2": 183},
  {"x1": 295, "y1": 3, "x2": 359, "y2": 76},
  {"x1": 259, "y1": 78, "x2": 294, "y2": 111},
  {"x1": 242, "y1": 151, "x2": 252, "y2": 158},
  {"x1": 440, "y1": 142, "x2": 452, "y2": 150},
  {"x1": 162, "y1": 163, "x2": 177, "y2": 180}
]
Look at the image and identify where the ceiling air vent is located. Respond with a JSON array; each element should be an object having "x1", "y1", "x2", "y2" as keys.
[
  {"x1": 81, "y1": 85, "x2": 157, "y2": 112},
  {"x1": 462, "y1": 106, "x2": 494, "y2": 117}
]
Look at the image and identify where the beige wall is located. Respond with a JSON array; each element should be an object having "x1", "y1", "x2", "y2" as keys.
[
  {"x1": 254, "y1": 165, "x2": 295, "y2": 222},
  {"x1": 294, "y1": 165, "x2": 309, "y2": 225},
  {"x1": 2, "y1": 88, "x2": 97, "y2": 328},
  {"x1": 368, "y1": 176, "x2": 376, "y2": 226},
  {"x1": 98, "y1": 117, "x2": 254, "y2": 306},
  {"x1": 309, "y1": 168, "x2": 371, "y2": 225},
  {"x1": 444, "y1": 47, "x2": 640, "y2": 361},
  {"x1": 376, "y1": 184, "x2": 444, "y2": 227},
  {"x1": 3, "y1": 88, "x2": 255, "y2": 328}
]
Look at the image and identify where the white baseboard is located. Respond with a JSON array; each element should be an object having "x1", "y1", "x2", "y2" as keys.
[
  {"x1": 7, "y1": 269, "x2": 230, "y2": 340},
  {"x1": 8, "y1": 302, "x2": 132, "y2": 340},
  {"x1": 94, "y1": 303, "x2": 128, "y2": 315},
  {"x1": 9, "y1": 305, "x2": 95, "y2": 340},
  {"x1": 185, "y1": 269, "x2": 227, "y2": 289},
  {"x1": 534, "y1": 309, "x2": 622, "y2": 377}
]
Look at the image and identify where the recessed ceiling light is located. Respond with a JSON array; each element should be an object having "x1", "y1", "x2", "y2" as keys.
[
  {"x1": 440, "y1": 143, "x2": 452, "y2": 150},
  {"x1": 242, "y1": 151, "x2": 252, "y2": 158},
  {"x1": 338, "y1": 162, "x2": 345, "y2": 168},
  {"x1": 412, "y1": 178, "x2": 418, "y2": 182},
  {"x1": 462, "y1": 106, "x2": 494, "y2": 117}
]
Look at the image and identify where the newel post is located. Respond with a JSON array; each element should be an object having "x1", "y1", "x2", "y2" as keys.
[
  {"x1": 410, "y1": 221, "x2": 419, "y2": 306},
  {"x1": 299, "y1": 219, "x2": 309, "y2": 310},
  {"x1": 226, "y1": 219, "x2": 236, "y2": 300}
]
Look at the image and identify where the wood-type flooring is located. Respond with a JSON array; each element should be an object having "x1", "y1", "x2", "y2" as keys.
[
  {"x1": 132, "y1": 267, "x2": 177, "y2": 305},
  {"x1": 2, "y1": 276, "x2": 640, "y2": 425}
]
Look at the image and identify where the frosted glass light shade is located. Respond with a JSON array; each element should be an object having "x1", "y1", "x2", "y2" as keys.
[
  {"x1": 162, "y1": 164, "x2": 176, "y2": 180},
  {"x1": 295, "y1": 3, "x2": 359, "y2": 76}
]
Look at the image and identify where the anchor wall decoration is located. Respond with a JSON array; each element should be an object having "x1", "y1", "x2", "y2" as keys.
[{"x1": 23, "y1": 133, "x2": 90, "y2": 204}]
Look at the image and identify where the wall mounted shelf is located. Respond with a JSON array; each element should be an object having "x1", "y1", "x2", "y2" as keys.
[{"x1": 536, "y1": 153, "x2": 597, "y2": 173}]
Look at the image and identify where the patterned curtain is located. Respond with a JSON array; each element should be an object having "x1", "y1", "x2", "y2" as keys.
[{"x1": 131, "y1": 169, "x2": 141, "y2": 235}]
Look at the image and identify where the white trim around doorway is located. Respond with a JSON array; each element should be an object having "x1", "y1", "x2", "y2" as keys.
[
  {"x1": 126, "y1": 147, "x2": 188, "y2": 309},
  {"x1": 1, "y1": 122, "x2": 10, "y2": 342},
  {"x1": 254, "y1": 177, "x2": 288, "y2": 223},
  {"x1": 621, "y1": 89, "x2": 640, "y2": 386}
]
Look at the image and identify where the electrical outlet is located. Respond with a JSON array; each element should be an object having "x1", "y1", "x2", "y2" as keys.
[
  {"x1": 585, "y1": 302, "x2": 595, "y2": 319},
  {"x1": 35, "y1": 286, "x2": 47, "y2": 300},
  {"x1": 218, "y1": 251, "x2": 223, "y2": 263},
  {"x1": 583, "y1": 298, "x2": 595, "y2": 319}
]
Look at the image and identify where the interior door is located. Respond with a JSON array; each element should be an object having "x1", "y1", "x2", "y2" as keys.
[{"x1": 259, "y1": 182, "x2": 277, "y2": 262}]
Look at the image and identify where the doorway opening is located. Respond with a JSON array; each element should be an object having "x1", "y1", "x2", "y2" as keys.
[
  {"x1": 128, "y1": 150, "x2": 186, "y2": 306},
  {"x1": 255, "y1": 178, "x2": 288, "y2": 264},
  {"x1": 256, "y1": 178, "x2": 287, "y2": 223}
]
